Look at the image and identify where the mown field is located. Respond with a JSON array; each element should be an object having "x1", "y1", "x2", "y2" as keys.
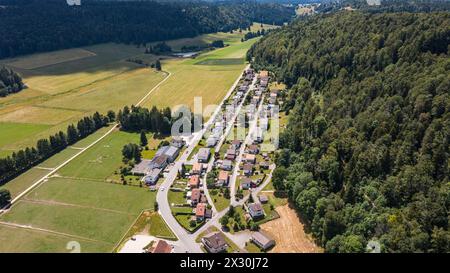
[
  {"x1": 0, "y1": 23, "x2": 274, "y2": 252},
  {"x1": 0, "y1": 43, "x2": 165, "y2": 155},
  {"x1": 0, "y1": 131, "x2": 158, "y2": 253}
]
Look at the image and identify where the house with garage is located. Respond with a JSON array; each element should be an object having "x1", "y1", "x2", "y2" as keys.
[
  {"x1": 217, "y1": 171, "x2": 229, "y2": 187},
  {"x1": 225, "y1": 147, "x2": 236, "y2": 160},
  {"x1": 191, "y1": 188, "x2": 201, "y2": 206},
  {"x1": 240, "y1": 177, "x2": 255, "y2": 190},
  {"x1": 197, "y1": 148, "x2": 211, "y2": 163},
  {"x1": 189, "y1": 175, "x2": 200, "y2": 188},
  {"x1": 243, "y1": 163, "x2": 254, "y2": 176},
  {"x1": 243, "y1": 153, "x2": 256, "y2": 164},
  {"x1": 247, "y1": 203, "x2": 265, "y2": 219},
  {"x1": 192, "y1": 162, "x2": 203, "y2": 175},
  {"x1": 221, "y1": 159, "x2": 233, "y2": 171},
  {"x1": 251, "y1": 231, "x2": 275, "y2": 251},
  {"x1": 202, "y1": 232, "x2": 228, "y2": 253},
  {"x1": 196, "y1": 203, "x2": 206, "y2": 222}
]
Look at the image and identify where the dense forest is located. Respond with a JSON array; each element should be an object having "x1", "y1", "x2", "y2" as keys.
[
  {"x1": 0, "y1": 67, "x2": 24, "y2": 97},
  {"x1": 316, "y1": 0, "x2": 450, "y2": 14},
  {"x1": 249, "y1": 12, "x2": 450, "y2": 252},
  {"x1": 0, "y1": 111, "x2": 113, "y2": 185},
  {"x1": 0, "y1": 0, "x2": 295, "y2": 58}
]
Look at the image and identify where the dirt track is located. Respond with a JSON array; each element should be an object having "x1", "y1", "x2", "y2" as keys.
[{"x1": 261, "y1": 204, "x2": 322, "y2": 253}]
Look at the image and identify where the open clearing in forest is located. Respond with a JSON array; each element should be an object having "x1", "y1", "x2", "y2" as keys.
[{"x1": 260, "y1": 204, "x2": 323, "y2": 253}]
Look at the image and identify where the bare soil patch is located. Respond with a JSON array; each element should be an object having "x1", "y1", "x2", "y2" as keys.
[{"x1": 260, "y1": 204, "x2": 322, "y2": 253}]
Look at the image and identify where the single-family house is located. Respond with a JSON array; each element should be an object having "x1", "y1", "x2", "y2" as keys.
[
  {"x1": 259, "y1": 71, "x2": 269, "y2": 79},
  {"x1": 221, "y1": 159, "x2": 233, "y2": 171},
  {"x1": 231, "y1": 140, "x2": 242, "y2": 150},
  {"x1": 191, "y1": 188, "x2": 201, "y2": 206},
  {"x1": 202, "y1": 232, "x2": 228, "y2": 253},
  {"x1": 243, "y1": 153, "x2": 256, "y2": 164},
  {"x1": 243, "y1": 163, "x2": 254, "y2": 176},
  {"x1": 225, "y1": 148, "x2": 236, "y2": 160},
  {"x1": 247, "y1": 144, "x2": 259, "y2": 155},
  {"x1": 196, "y1": 203, "x2": 206, "y2": 222},
  {"x1": 259, "y1": 161, "x2": 270, "y2": 170},
  {"x1": 189, "y1": 175, "x2": 200, "y2": 188},
  {"x1": 206, "y1": 136, "x2": 217, "y2": 147},
  {"x1": 192, "y1": 162, "x2": 203, "y2": 175},
  {"x1": 247, "y1": 203, "x2": 264, "y2": 219},
  {"x1": 198, "y1": 148, "x2": 211, "y2": 163},
  {"x1": 217, "y1": 171, "x2": 229, "y2": 187},
  {"x1": 251, "y1": 232, "x2": 275, "y2": 251},
  {"x1": 240, "y1": 177, "x2": 255, "y2": 190}
]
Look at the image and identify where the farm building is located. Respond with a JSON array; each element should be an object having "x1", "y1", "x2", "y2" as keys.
[{"x1": 144, "y1": 168, "x2": 162, "y2": 185}]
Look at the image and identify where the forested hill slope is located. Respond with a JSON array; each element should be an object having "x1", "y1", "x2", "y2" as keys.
[
  {"x1": 249, "y1": 12, "x2": 450, "y2": 252},
  {"x1": 0, "y1": 0, "x2": 294, "y2": 59}
]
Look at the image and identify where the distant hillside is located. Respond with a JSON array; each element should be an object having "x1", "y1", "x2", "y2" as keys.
[
  {"x1": 249, "y1": 11, "x2": 450, "y2": 252},
  {"x1": 0, "y1": 0, "x2": 295, "y2": 59}
]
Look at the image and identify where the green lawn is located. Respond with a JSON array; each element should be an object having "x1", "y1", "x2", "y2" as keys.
[
  {"x1": 0, "y1": 168, "x2": 51, "y2": 198},
  {"x1": 58, "y1": 131, "x2": 139, "y2": 180},
  {"x1": 25, "y1": 177, "x2": 155, "y2": 213},
  {"x1": 0, "y1": 122, "x2": 50, "y2": 151},
  {"x1": 0, "y1": 200, "x2": 137, "y2": 244},
  {"x1": 195, "y1": 58, "x2": 245, "y2": 66},
  {"x1": 210, "y1": 189, "x2": 230, "y2": 212},
  {"x1": 0, "y1": 224, "x2": 112, "y2": 253},
  {"x1": 37, "y1": 148, "x2": 80, "y2": 169},
  {"x1": 148, "y1": 213, "x2": 177, "y2": 240},
  {"x1": 245, "y1": 241, "x2": 263, "y2": 253},
  {"x1": 168, "y1": 189, "x2": 186, "y2": 206}
]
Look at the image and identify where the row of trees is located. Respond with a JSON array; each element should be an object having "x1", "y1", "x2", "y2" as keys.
[
  {"x1": 0, "y1": 189, "x2": 11, "y2": 208},
  {"x1": 0, "y1": 0, "x2": 295, "y2": 59},
  {"x1": 251, "y1": 12, "x2": 450, "y2": 252},
  {"x1": 117, "y1": 105, "x2": 201, "y2": 135},
  {"x1": 0, "y1": 66, "x2": 24, "y2": 97},
  {"x1": 0, "y1": 111, "x2": 113, "y2": 184}
]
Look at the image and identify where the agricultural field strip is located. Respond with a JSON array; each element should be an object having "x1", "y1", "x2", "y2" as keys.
[
  {"x1": 0, "y1": 70, "x2": 172, "y2": 212},
  {"x1": 0, "y1": 221, "x2": 109, "y2": 244},
  {"x1": 20, "y1": 198, "x2": 133, "y2": 216}
]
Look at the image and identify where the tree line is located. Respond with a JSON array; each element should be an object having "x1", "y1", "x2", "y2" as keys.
[
  {"x1": 0, "y1": 66, "x2": 24, "y2": 97},
  {"x1": 250, "y1": 11, "x2": 450, "y2": 252},
  {"x1": 117, "y1": 105, "x2": 202, "y2": 135},
  {"x1": 0, "y1": 0, "x2": 295, "y2": 59},
  {"x1": 0, "y1": 111, "x2": 114, "y2": 185}
]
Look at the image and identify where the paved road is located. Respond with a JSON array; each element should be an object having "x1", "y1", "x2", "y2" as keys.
[
  {"x1": 0, "y1": 71, "x2": 172, "y2": 213},
  {"x1": 155, "y1": 67, "x2": 278, "y2": 253},
  {"x1": 155, "y1": 65, "x2": 251, "y2": 253}
]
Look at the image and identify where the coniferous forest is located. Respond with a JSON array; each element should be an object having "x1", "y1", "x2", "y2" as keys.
[
  {"x1": 0, "y1": 0, "x2": 295, "y2": 59},
  {"x1": 249, "y1": 12, "x2": 449, "y2": 252},
  {"x1": 0, "y1": 66, "x2": 24, "y2": 97}
]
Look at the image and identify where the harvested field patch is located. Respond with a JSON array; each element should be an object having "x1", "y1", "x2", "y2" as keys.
[{"x1": 260, "y1": 204, "x2": 322, "y2": 253}]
